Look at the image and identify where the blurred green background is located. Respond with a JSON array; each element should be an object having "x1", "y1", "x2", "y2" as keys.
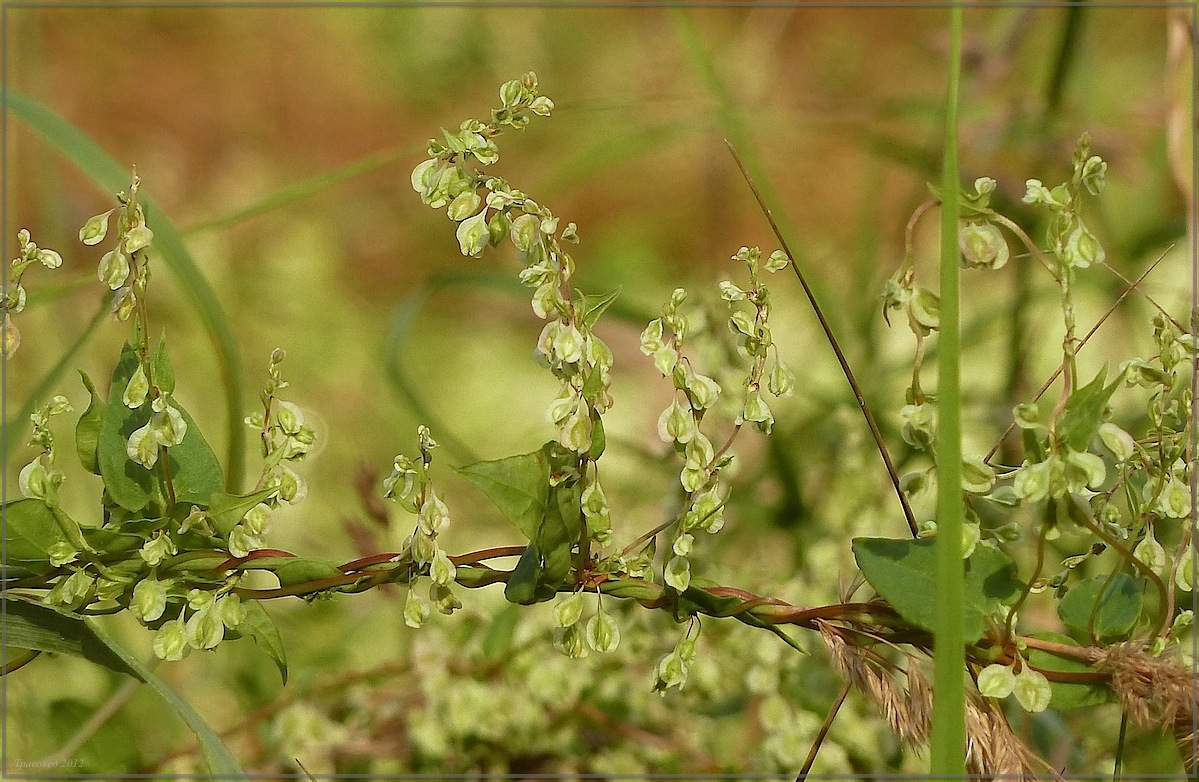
[{"x1": 4, "y1": 4, "x2": 1191, "y2": 777}]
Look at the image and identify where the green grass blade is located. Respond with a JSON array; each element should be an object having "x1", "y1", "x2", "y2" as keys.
[
  {"x1": 931, "y1": 6, "x2": 966, "y2": 777},
  {"x1": 4, "y1": 597, "x2": 243, "y2": 777},
  {"x1": 668, "y1": 8, "x2": 820, "y2": 299},
  {"x1": 181, "y1": 145, "x2": 415, "y2": 236},
  {"x1": 84, "y1": 616, "x2": 244, "y2": 778},
  {"x1": 7, "y1": 89, "x2": 245, "y2": 491},
  {"x1": 4, "y1": 294, "x2": 111, "y2": 460}
]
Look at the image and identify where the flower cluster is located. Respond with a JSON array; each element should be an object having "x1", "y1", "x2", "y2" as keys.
[
  {"x1": 384, "y1": 426, "x2": 461, "y2": 627},
  {"x1": 637, "y1": 246, "x2": 793, "y2": 595},
  {"x1": 82, "y1": 169, "x2": 155, "y2": 322},
  {"x1": 409, "y1": 72, "x2": 619, "y2": 566},
  {"x1": 551, "y1": 588, "x2": 620, "y2": 658},
  {"x1": 4, "y1": 229, "x2": 63, "y2": 357},
  {"x1": 239, "y1": 348, "x2": 317, "y2": 556}
]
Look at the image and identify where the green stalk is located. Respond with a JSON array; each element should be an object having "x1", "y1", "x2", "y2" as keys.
[{"x1": 930, "y1": 6, "x2": 965, "y2": 777}]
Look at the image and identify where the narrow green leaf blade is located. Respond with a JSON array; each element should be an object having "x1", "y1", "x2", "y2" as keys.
[
  {"x1": 4, "y1": 597, "x2": 243, "y2": 776},
  {"x1": 3, "y1": 597, "x2": 135, "y2": 676},
  {"x1": 75, "y1": 370, "x2": 105, "y2": 475},
  {"x1": 580, "y1": 286, "x2": 621, "y2": 329},
  {"x1": 237, "y1": 600, "x2": 288, "y2": 684},
  {"x1": 206, "y1": 488, "x2": 277, "y2": 536},
  {"x1": 1058, "y1": 368, "x2": 1118, "y2": 452},
  {"x1": 151, "y1": 332, "x2": 176, "y2": 395},
  {"x1": 7, "y1": 89, "x2": 245, "y2": 494}
]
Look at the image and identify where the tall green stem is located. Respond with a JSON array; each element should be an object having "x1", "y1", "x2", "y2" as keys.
[{"x1": 930, "y1": 6, "x2": 965, "y2": 777}]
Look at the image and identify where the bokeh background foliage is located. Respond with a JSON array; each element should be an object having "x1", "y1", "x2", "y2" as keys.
[{"x1": 4, "y1": 4, "x2": 1191, "y2": 777}]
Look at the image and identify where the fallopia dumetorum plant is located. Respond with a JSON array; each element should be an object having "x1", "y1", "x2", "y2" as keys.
[
  {"x1": 876, "y1": 134, "x2": 1196, "y2": 751},
  {"x1": 398, "y1": 71, "x2": 797, "y2": 683},
  {"x1": 7, "y1": 74, "x2": 1197, "y2": 777},
  {"x1": 7, "y1": 172, "x2": 316, "y2": 678}
]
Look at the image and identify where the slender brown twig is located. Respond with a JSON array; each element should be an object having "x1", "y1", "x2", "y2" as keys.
[
  {"x1": 984, "y1": 250, "x2": 1169, "y2": 464},
  {"x1": 796, "y1": 679, "x2": 852, "y2": 782},
  {"x1": 724, "y1": 139, "x2": 918, "y2": 538}
]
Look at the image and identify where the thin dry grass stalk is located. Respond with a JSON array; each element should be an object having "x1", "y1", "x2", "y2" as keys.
[{"x1": 819, "y1": 623, "x2": 1058, "y2": 780}]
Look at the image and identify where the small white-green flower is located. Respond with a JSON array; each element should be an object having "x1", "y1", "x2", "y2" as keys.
[
  {"x1": 155, "y1": 404, "x2": 187, "y2": 447},
  {"x1": 1012, "y1": 666, "x2": 1051, "y2": 713},
  {"x1": 552, "y1": 322, "x2": 585, "y2": 364},
  {"x1": 553, "y1": 623, "x2": 588, "y2": 658},
  {"x1": 764, "y1": 249, "x2": 789, "y2": 272},
  {"x1": 958, "y1": 221, "x2": 1009, "y2": 270},
  {"x1": 961, "y1": 455, "x2": 996, "y2": 494},
  {"x1": 1063, "y1": 224, "x2": 1104, "y2": 269},
  {"x1": 718, "y1": 280, "x2": 746, "y2": 302},
  {"x1": 79, "y1": 211, "x2": 113, "y2": 245},
  {"x1": 123, "y1": 366, "x2": 150, "y2": 408},
  {"x1": 1157, "y1": 478, "x2": 1191, "y2": 519},
  {"x1": 1098, "y1": 422, "x2": 1136, "y2": 462},
  {"x1": 657, "y1": 398, "x2": 695, "y2": 444},
  {"x1": 639, "y1": 318, "x2": 664, "y2": 354},
  {"x1": 741, "y1": 389, "x2": 773, "y2": 433},
  {"x1": 652, "y1": 344, "x2": 678, "y2": 376},
  {"x1": 429, "y1": 547, "x2": 456, "y2": 586},
  {"x1": 447, "y1": 191, "x2": 481, "y2": 222},
  {"x1": 126, "y1": 421, "x2": 160, "y2": 468},
  {"x1": 124, "y1": 225, "x2": 154, "y2": 254},
  {"x1": 585, "y1": 609, "x2": 620, "y2": 653},
  {"x1": 186, "y1": 603, "x2": 225, "y2": 650},
  {"x1": 403, "y1": 588, "x2": 429, "y2": 628},
  {"x1": 418, "y1": 490, "x2": 450, "y2": 536},
  {"x1": 153, "y1": 618, "x2": 189, "y2": 661},
  {"x1": 1133, "y1": 533, "x2": 1167, "y2": 575},
  {"x1": 98, "y1": 249, "x2": 130, "y2": 290},
  {"x1": 553, "y1": 591, "x2": 585, "y2": 628},
  {"x1": 132, "y1": 577, "x2": 169, "y2": 623},
  {"x1": 273, "y1": 465, "x2": 307, "y2": 504},
  {"x1": 1012, "y1": 459, "x2": 1052, "y2": 502},
  {"x1": 664, "y1": 555, "x2": 691, "y2": 592},
  {"x1": 140, "y1": 532, "x2": 177, "y2": 566},
  {"x1": 37, "y1": 248, "x2": 63, "y2": 269},
  {"x1": 242, "y1": 503, "x2": 272, "y2": 536},
  {"x1": 691, "y1": 489, "x2": 725, "y2": 533},
  {"x1": 455, "y1": 211, "x2": 490, "y2": 258},
  {"x1": 217, "y1": 594, "x2": 244, "y2": 629},
  {"x1": 687, "y1": 372, "x2": 721, "y2": 409},
  {"x1": 977, "y1": 663, "x2": 1016, "y2": 699},
  {"x1": 510, "y1": 213, "x2": 539, "y2": 254},
  {"x1": 558, "y1": 398, "x2": 593, "y2": 453},
  {"x1": 227, "y1": 524, "x2": 263, "y2": 558},
  {"x1": 18, "y1": 457, "x2": 53, "y2": 501},
  {"x1": 1177, "y1": 544, "x2": 1195, "y2": 592},
  {"x1": 767, "y1": 359, "x2": 796, "y2": 398}
]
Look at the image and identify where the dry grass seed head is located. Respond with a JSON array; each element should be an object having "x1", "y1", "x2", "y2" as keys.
[
  {"x1": 1098, "y1": 642, "x2": 1196, "y2": 730},
  {"x1": 819, "y1": 623, "x2": 927, "y2": 745},
  {"x1": 965, "y1": 694, "x2": 1056, "y2": 781}
]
